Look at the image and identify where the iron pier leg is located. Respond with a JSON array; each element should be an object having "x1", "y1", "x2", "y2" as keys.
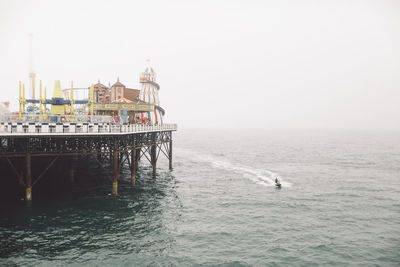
[
  {"x1": 69, "y1": 169, "x2": 75, "y2": 183},
  {"x1": 130, "y1": 149, "x2": 136, "y2": 186},
  {"x1": 112, "y1": 140, "x2": 119, "y2": 195},
  {"x1": 19, "y1": 169, "x2": 24, "y2": 186},
  {"x1": 97, "y1": 146, "x2": 102, "y2": 161},
  {"x1": 169, "y1": 132, "x2": 173, "y2": 170},
  {"x1": 151, "y1": 144, "x2": 157, "y2": 176},
  {"x1": 69, "y1": 156, "x2": 74, "y2": 183},
  {"x1": 26, "y1": 152, "x2": 32, "y2": 202}
]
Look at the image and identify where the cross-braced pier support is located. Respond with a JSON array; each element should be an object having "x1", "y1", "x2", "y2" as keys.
[{"x1": 0, "y1": 128, "x2": 176, "y2": 202}]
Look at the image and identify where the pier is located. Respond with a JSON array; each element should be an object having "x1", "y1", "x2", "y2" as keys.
[
  {"x1": 0, "y1": 63, "x2": 176, "y2": 202},
  {"x1": 0, "y1": 115, "x2": 177, "y2": 201}
]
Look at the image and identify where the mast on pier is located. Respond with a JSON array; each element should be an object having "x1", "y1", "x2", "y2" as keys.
[{"x1": 29, "y1": 34, "x2": 36, "y2": 107}]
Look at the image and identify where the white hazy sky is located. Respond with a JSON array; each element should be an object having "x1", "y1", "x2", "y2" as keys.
[{"x1": 0, "y1": 0, "x2": 399, "y2": 130}]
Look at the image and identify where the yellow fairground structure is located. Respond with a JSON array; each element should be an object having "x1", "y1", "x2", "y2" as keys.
[
  {"x1": 17, "y1": 80, "x2": 103, "y2": 117},
  {"x1": 70, "y1": 81, "x2": 75, "y2": 115},
  {"x1": 18, "y1": 82, "x2": 27, "y2": 116},
  {"x1": 39, "y1": 80, "x2": 43, "y2": 114},
  {"x1": 89, "y1": 84, "x2": 94, "y2": 115},
  {"x1": 50, "y1": 80, "x2": 65, "y2": 115}
]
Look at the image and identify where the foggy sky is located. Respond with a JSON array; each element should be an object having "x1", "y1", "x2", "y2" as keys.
[{"x1": 0, "y1": 0, "x2": 399, "y2": 130}]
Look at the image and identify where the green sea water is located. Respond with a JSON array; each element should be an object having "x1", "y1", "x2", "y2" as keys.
[{"x1": 1, "y1": 130, "x2": 399, "y2": 266}]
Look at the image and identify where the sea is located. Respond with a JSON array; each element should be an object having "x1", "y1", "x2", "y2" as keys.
[{"x1": 0, "y1": 129, "x2": 399, "y2": 266}]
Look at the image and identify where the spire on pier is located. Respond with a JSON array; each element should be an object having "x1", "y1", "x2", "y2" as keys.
[{"x1": 29, "y1": 34, "x2": 36, "y2": 104}]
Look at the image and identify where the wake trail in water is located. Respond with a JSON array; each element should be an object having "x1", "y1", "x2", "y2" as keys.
[{"x1": 175, "y1": 148, "x2": 292, "y2": 187}]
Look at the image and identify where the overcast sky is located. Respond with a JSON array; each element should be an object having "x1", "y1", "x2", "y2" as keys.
[{"x1": 0, "y1": 0, "x2": 399, "y2": 130}]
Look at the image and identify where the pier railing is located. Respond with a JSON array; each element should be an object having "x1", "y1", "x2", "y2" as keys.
[
  {"x1": 0, "y1": 114, "x2": 177, "y2": 135},
  {"x1": 0, "y1": 114, "x2": 113, "y2": 124}
]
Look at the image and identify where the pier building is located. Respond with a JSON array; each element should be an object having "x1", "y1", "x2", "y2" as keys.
[
  {"x1": 94, "y1": 79, "x2": 141, "y2": 104},
  {"x1": 0, "y1": 66, "x2": 177, "y2": 202}
]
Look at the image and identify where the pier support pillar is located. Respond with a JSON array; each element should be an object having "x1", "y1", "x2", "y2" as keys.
[
  {"x1": 151, "y1": 145, "x2": 157, "y2": 176},
  {"x1": 68, "y1": 156, "x2": 74, "y2": 183},
  {"x1": 26, "y1": 187, "x2": 32, "y2": 202},
  {"x1": 26, "y1": 152, "x2": 32, "y2": 202},
  {"x1": 112, "y1": 181, "x2": 118, "y2": 195},
  {"x1": 135, "y1": 148, "x2": 140, "y2": 170},
  {"x1": 130, "y1": 149, "x2": 136, "y2": 186},
  {"x1": 69, "y1": 169, "x2": 74, "y2": 183},
  {"x1": 97, "y1": 146, "x2": 102, "y2": 161},
  {"x1": 169, "y1": 134, "x2": 173, "y2": 170},
  {"x1": 112, "y1": 139, "x2": 119, "y2": 195}
]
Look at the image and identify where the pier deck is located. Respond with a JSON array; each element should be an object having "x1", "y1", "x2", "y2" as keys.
[{"x1": 0, "y1": 119, "x2": 177, "y2": 201}]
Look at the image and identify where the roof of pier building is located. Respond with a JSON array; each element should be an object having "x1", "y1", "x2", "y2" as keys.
[
  {"x1": 94, "y1": 81, "x2": 108, "y2": 90},
  {"x1": 108, "y1": 77, "x2": 140, "y2": 103},
  {"x1": 124, "y1": 88, "x2": 140, "y2": 102},
  {"x1": 112, "y1": 77, "x2": 125, "y2": 88}
]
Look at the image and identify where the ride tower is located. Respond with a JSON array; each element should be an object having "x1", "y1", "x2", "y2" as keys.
[{"x1": 138, "y1": 63, "x2": 163, "y2": 124}]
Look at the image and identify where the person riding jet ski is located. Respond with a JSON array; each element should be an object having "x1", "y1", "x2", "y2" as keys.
[{"x1": 275, "y1": 177, "x2": 281, "y2": 187}]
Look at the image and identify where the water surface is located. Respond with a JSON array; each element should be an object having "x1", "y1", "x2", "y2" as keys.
[{"x1": 1, "y1": 130, "x2": 399, "y2": 266}]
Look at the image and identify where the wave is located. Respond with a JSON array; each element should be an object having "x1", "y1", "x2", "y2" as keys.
[{"x1": 175, "y1": 148, "x2": 292, "y2": 188}]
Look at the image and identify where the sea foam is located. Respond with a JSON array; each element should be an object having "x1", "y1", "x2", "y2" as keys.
[{"x1": 175, "y1": 148, "x2": 292, "y2": 187}]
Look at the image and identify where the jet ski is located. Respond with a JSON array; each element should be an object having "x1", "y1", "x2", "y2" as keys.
[{"x1": 274, "y1": 178, "x2": 281, "y2": 187}]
